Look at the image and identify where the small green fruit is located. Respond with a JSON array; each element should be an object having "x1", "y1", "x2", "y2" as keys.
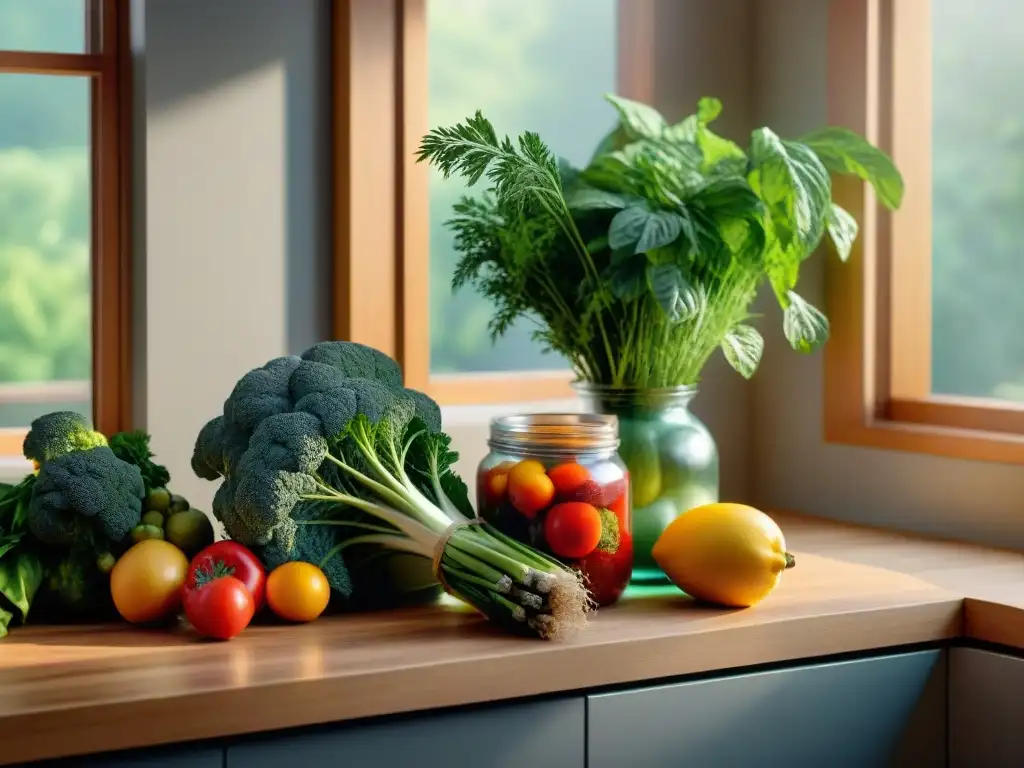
[
  {"x1": 165, "y1": 509, "x2": 215, "y2": 558},
  {"x1": 141, "y1": 510, "x2": 165, "y2": 529},
  {"x1": 130, "y1": 524, "x2": 164, "y2": 543},
  {"x1": 168, "y1": 494, "x2": 190, "y2": 514},
  {"x1": 146, "y1": 487, "x2": 171, "y2": 512}
]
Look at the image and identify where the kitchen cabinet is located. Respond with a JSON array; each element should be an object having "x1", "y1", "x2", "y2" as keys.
[
  {"x1": 225, "y1": 696, "x2": 585, "y2": 768},
  {"x1": 40, "y1": 745, "x2": 222, "y2": 768},
  {"x1": 587, "y1": 650, "x2": 946, "y2": 768},
  {"x1": 949, "y1": 647, "x2": 1024, "y2": 768}
]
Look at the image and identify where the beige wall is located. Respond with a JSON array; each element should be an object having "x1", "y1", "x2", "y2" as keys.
[
  {"x1": 750, "y1": 0, "x2": 1024, "y2": 549},
  {"x1": 137, "y1": 0, "x2": 331, "y2": 512}
]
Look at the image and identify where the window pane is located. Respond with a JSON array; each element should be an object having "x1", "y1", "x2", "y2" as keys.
[
  {"x1": 427, "y1": 0, "x2": 617, "y2": 374},
  {"x1": 0, "y1": 75, "x2": 91, "y2": 433},
  {"x1": 0, "y1": 0, "x2": 86, "y2": 53},
  {"x1": 931, "y1": 0, "x2": 1024, "y2": 400}
]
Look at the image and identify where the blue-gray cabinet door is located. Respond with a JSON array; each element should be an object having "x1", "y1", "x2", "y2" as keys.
[
  {"x1": 587, "y1": 650, "x2": 945, "y2": 768},
  {"x1": 226, "y1": 696, "x2": 584, "y2": 768},
  {"x1": 36, "y1": 745, "x2": 223, "y2": 768},
  {"x1": 949, "y1": 647, "x2": 1024, "y2": 768}
]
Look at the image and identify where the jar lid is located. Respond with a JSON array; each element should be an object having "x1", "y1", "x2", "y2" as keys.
[{"x1": 488, "y1": 413, "x2": 619, "y2": 454}]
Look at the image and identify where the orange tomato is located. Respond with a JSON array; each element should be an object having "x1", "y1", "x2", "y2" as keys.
[
  {"x1": 507, "y1": 460, "x2": 555, "y2": 518},
  {"x1": 266, "y1": 562, "x2": 331, "y2": 623},
  {"x1": 480, "y1": 461, "x2": 515, "y2": 506},
  {"x1": 544, "y1": 502, "x2": 602, "y2": 560},
  {"x1": 111, "y1": 540, "x2": 189, "y2": 624},
  {"x1": 548, "y1": 462, "x2": 592, "y2": 497}
]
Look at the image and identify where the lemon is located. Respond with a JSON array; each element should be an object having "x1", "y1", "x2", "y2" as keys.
[{"x1": 652, "y1": 503, "x2": 794, "y2": 608}]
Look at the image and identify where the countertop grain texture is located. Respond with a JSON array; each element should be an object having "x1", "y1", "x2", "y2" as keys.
[{"x1": 1, "y1": 512, "x2": 1021, "y2": 765}]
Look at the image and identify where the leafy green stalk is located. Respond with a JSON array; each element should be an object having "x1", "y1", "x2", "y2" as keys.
[{"x1": 417, "y1": 95, "x2": 903, "y2": 386}]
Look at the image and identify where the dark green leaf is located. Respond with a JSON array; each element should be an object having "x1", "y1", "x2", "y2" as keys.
[
  {"x1": 557, "y1": 157, "x2": 580, "y2": 189},
  {"x1": 782, "y1": 291, "x2": 830, "y2": 353},
  {"x1": 799, "y1": 126, "x2": 904, "y2": 209},
  {"x1": 750, "y1": 129, "x2": 832, "y2": 250},
  {"x1": 608, "y1": 205, "x2": 685, "y2": 254},
  {"x1": 693, "y1": 176, "x2": 764, "y2": 216},
  {"x1": 608, "y1": 256, "x2": 647, "y2": 301},
  {"x1": 0, "y1": 533, "x2": 21, "y2": 561},
  {"x1": 721, "y1": 324, "x2": 764, "y2": 378},
  {"x1": 826, "y1": 203, "x2": 858, "y2": 262},
  {"x1": 566, "y1": 186, "x2": 634, "y2": 211},
  {"x1": 0, "y1": 549, "x2": 44, "y2": 624},
  {"x1": 586, "y1": 235, "x2": 609, "y2": 254},
  {"x1": 646, "y1": 264, "x2": 704, "y2": 322},
  {"x1": 605, "y1": 93, "x2": 667, "y2": 140}
]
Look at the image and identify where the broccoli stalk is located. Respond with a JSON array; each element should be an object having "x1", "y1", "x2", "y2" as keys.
[
  {"x1": 298, "y1": 416, "x2": 589, "y2": 638},
  {"x1": 195, "y1": 342, "x2": 591, "y2": 639}
]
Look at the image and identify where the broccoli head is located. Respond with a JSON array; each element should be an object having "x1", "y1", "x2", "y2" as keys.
[
  {"x1": 23, "y1": 411, "x2": 108, "y2": 467},
  {"x1": 191, "y1": 415, "x2": 251, "y2": 481},
  {"x1": 223, "y1": 355, "x2": 302, "y2": 435},
  {"x1": 301, "y1": 341, "x2": 403, "y2": 386},
  {"x1": 29, "y1": 446, "x2": 145, "y2": 546}
]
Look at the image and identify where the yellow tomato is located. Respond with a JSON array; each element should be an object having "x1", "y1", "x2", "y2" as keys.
[
  {"x1": 111, "y1": 539, "x2": 189, "y2": 623},
  {"x1": 652, "y1": 503, "x2": 793, "y2": 608},
  {"x1": 266, "y1": 562, "x2": 330, "y2": 623}
]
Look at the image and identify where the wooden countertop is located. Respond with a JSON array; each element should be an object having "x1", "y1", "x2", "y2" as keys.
[{"x1": 1, "y1": 512, "x2": 1021, "y2": 765}]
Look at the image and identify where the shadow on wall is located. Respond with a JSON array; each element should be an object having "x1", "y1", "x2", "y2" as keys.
[{"x1": 142, "y1": 0, "x2": 331, "y2": 355}]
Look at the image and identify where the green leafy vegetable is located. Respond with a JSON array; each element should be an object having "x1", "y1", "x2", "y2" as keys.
[
  {"x1": 108, "y1": 429, "x2": 171, "y2": 494},
  {"x1": 194, "y1": 341, "x2": 591, "y2": 639},
  {"x1": 417, "y1": 94, "x2": 902, "y2": 387}
]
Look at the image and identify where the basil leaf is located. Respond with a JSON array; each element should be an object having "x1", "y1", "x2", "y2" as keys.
[
  {"x1": 608, "y1": 205, "x2": 685, "y2": 254},
  {"x1": 826, "y1": 203, "x2": 858, "y2": 262},
  {"x1": 799, "y1": 126, "x2": 904, "y2": 210},
  {"x1": 750, "y1": 129, "x2": 832, "y2": 251},
  {"x1": 646, "y1": 264, "x2": 704, "y2": 322},
  {"x1": 721, "y1": 324, "x2": 764, "y2": 378},
  {"x1": 566, "y1": 186, "x2": 635, "y2": 211},
  {"x1": 782, "y1": 291, "x2": 830, "y2": 353},
  {"x1": 693, "y1": 177, "x2": 764, "y2": 217},
  {"x1": 605, "y1": 94, "x2": 667, "y2": 141}
]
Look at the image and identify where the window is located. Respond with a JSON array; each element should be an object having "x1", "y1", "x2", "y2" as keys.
[
  {"x1": 0, "y1": 0, "x2": 130, "y2": 459},
  {"x1": 333, "y1": 0, "x2": 654, "y2": 404},
  {"x1": 825, "y1": 0, "x2": 1024, "y2": 463}
]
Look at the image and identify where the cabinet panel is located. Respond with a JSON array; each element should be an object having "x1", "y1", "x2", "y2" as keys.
[
  {"x1": 588, "y1": 650, "x2": 945, "y2": 768},
  {"x1": 227, "y1": 696, "x2": 584, "y2": 768},
  {"x1": 950, "y1": 647, "x2": 1024, "y2": 768},
  {"x1": 36, "y1": 744, "x2": 223, "y2": 768}
]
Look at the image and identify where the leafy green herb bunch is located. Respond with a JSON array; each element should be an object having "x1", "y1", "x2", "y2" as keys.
[{"x1": 417, "y1": 95, "x2": 903, "y2": 387}]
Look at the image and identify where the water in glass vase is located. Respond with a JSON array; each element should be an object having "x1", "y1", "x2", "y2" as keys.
[{"x1": 575, "y1": 385, "x2": 718, "y2": 585}]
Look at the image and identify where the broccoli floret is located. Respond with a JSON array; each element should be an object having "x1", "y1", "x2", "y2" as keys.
[
  {"x1": 596, "y1": 508, "x2": 621, "y2": 554},
  {"x1": 108, "y1": 430, "x2": 171, "y2": 493},
  {"x1": 23, "y1": 411, "x2": 107, "y2": 467},
  {"x1": 192, "y1": 415, "x2": 251, "y2": 480},
  {"x1": 42, "y1": 547, "x2": 116, "y2": 619},
  {"x1": 223, "y1": 355, "x2": 302, "y2": 435},
  {"x1": 29, "y1": 446, "x2": 145, "y2": 545},
  {"x1": 288, "y1": 360, "x2": 348, "y2": 403},
  {"x1": 300, "y1": 341, "x2": 403, "y2": 386},
  {"x1": 257, "y1": 500, "x2": 352, "y2": 597}
]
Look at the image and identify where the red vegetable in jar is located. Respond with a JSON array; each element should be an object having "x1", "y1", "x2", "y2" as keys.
[{"x1": 477, "y1": 414, "x2": 633, "y2": 606}]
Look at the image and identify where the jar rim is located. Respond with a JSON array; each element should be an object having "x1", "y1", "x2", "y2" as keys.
[{"x1": 488, "y1": 413, "x2": 620, "y2": 453}]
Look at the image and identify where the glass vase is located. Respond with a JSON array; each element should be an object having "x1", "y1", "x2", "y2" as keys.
[{"x1": 574, "y1": 384, "x2": 719, "y2": 585}]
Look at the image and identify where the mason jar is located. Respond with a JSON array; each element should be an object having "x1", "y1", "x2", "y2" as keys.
[
  {"x1": 574, "y1": 384, "x2": 719, "y2": 585},
  {"x1": 476, "y1": 414, "x2": 633, "y2": 606}
]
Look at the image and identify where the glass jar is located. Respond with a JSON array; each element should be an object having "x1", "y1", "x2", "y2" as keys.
[
  {"x1": 574, "y1": 385, "x2": 719, "y2": 585},
  {"x1": 476, "y1": 414, "x2": 633, "y2": 606}
]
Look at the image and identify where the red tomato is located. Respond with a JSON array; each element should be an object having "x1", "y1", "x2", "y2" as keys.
[
  {"x1": 544, "y1": 501, "x2": 602, "y2": 560},
  {"x1": 184, "y1": 576, "x2": 255, "y2": 640},
  {"x1": 579, "y1": 535, "x2": 634, "y2": 606},
  {"x1": 186, "y1": 541, "x2": 266, "y2": 609}
]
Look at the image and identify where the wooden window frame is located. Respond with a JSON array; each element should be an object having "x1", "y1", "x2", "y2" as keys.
[
  {"x1": 0, "y1": 0, "x2": 132, "y2": 457},
  {"x1": 333, "y1": 0, "x2": 656, "y2": 405},
  {"x1": 825, "y1": 0, "x2": 1024, "y2": 464}
]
